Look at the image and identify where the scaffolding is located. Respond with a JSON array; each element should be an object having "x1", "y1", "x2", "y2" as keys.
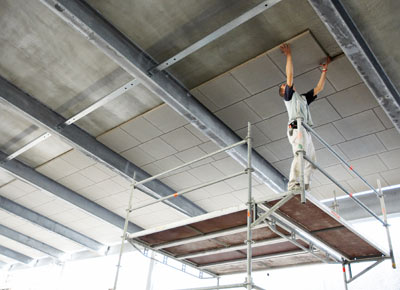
[{"x1": 112, "y1": 122, "x2": 395, "y2": 290}]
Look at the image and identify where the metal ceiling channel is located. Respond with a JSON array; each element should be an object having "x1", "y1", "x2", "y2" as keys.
[
  {"x1": 0, "y1": 150, "x2": 142, "y2": 233},
  {"x1": 40, "y1": 0, "x2": 288, "y2": 195},
  {"x1": 0, "y1": 195, "x2": 105, "y2": 252},
  {"x1": 307, "y1": 0, "x2": 400, "y2": 132},
  {"x1": 0, "y1": 76, "x2": 205, "y2": 218},
  {"x1": 0, "y1": 224, "x2": 65, "y2": 259}
]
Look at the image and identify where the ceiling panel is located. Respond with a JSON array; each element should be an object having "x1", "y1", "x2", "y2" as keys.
[
  {"x1": 230, "y1": 54, "x2": 285, "y2": 95},
  {"x1": 326, "y1": 55, "x2": 362, "y2": 91}
]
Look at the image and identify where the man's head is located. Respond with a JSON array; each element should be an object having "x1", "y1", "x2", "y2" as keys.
[{"x1": 279, "y1": 83, "x2": 286, "y2": 98}]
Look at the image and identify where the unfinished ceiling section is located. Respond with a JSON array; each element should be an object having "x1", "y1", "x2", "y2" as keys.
[{"x1": 0, "y1": 0, "x2": 398, "y2": 281}]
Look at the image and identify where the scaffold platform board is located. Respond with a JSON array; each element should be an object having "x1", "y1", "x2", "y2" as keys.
[{"x1": 130, "y1": 193, "x2": 388, "y2": 276}]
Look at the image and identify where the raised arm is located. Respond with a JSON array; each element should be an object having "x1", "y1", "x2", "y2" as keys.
[
  {"x1": 314, "y1": 57, "x2": 331, "y2": 95},
  {"x1": 280, "y1": 43, "x2": 293, "y2": 87}
]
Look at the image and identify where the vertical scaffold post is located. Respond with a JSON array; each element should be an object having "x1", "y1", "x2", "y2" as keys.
[
  {"x1": 342, "y1": 263, "x2": 348, "y2": 290},
  {"x1": 377, "y1": 179, "x2": 396, "y2": 269},
  {"x1": 113, "y1": 173, "x2": 137, "y2": 290},
  {"x1": 246, "y1": 122, "x2": 253, "y2": 290},
  {"x1": 296, "y1": 100, "x2": 306, "y2": 204}
]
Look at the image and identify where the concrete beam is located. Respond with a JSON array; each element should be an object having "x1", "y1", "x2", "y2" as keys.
[
  {"x1": 0, "y1": 224, "x2": 65, "y2": 259},
  {"x1": 0, "y1": 245, "x2": 33, "y2": 265},
  {"x1": 0, "y1": 150, "x2": 142, "y2": 233},
  {"x1": 307, "y1": 0, "x2": 400, "y2": 132},
  {"x1": 40, "y1": 0, "x2": 287, "y2": 193},
  {"x1": 0, "y1": 76, "x2": 205, "y2": 217},
  {"x1": 0, "y1": 195, "x2": 104, "y2": 252}
]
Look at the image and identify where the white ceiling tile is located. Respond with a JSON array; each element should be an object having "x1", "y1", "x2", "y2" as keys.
[
  {"x1": 121, "y1": 146, "x2": 155, "y2": 166},
  {"x1": 161, "y1": 172, "x2": 201, "y2": 190},
  {"x1": 161, "y1": 127, "x2": 202, "y2": 151},
  {"x1": 265, "y1": 138, "x2": 292, "y2": 160},
  {"x1": 138, "y1": 137, "x2": 177, "y2": 160},
  {"x1": 190, "y1": 88, "x2": 219, "y2": 112},
  {"x1": 311, "y1": 123, "x2": 345, "y2": 150},
  {"x1": 184, "y1": 124, "x2": 210, "y2": 142},
  {"x1": 311, "y1": 182, "x2": 354, "y2": 200},
  {"x1": 144, "y1": 104, "x2": 188, "y2": 133},
  {"x1": 120, "y1": 116, "x2": 162, "y2": 142},
  {"x1": 373, "y1": 107, "x2": 394, "y2": 129},
  {"x1": 381, "y1": 168, "x2": 400, "y2": 185},
  {"x1": 328, "y1": 84, "x2": 378, "y2": 117},
  {"x1": 346, "y1": 173, "x2": 388, "y2": 193},
  {"x1": 309, "y1": 98, "x2": 341, "y2": 126},
  {"x1": 203, "y1": 181, "x2": 234, "y2": 197},
  {"x1": 0, "y1": 183, "x2": 28, "y2": 200},
  {"x1": 350, "y1": 155, "x2": 388, "y2": 176},
  {"x1": 224, "y1": 174, "x2": 252, "y2": 191},
  {"x1": 14, "y1": 190, "x2": 55, "y2": 209},
  {"x1": 198, "y1": 141, "x2": 229, "y2": 160},
  {"x1": 198, "y1": 73, "x2": 250, "y2": 108},
  {"x1": 235, "y1": 123, "x2": 270, "y2": 147},
  {"x1": 267, "y1": 32, "x2": 326, "y2": 77},
  {"x1": 215, "y1": 101, "x2": 261, "y2": 131},
  {"x1": 376, "y1": 128, "x2": 400, "y2": 150},
  {"x1": 196, "y1": 193, "x2": 241, "y2": 211},
  {"x1": 96, "y1": 127, "x2": 140, "y2": 153},
  {"x1": 273, "y1": 158, "x2": 291, "y2": 178},
  {"x1": 18, "y1": 135, "x2": 72, "y2": 168},
  {"x1": 231, "y1": 54, "x2": 285, "y2": 94},
  {"x1": 315, "y1": 148, "x2": 341, "y2": 168},
  {"x1": 379, "y1": 148, "x2": 400, "y2": 170},
  {"x1": 76, "y1": 183, "x2": 112, "y2": 200},
  {"x1": 61, "y1": 149, "x2": 96, "y2": 170},
  {"x1": 1, "y1": 215, "x2": 28, "y2": 227},
  {"x1": 33, "y1": 198, "x2": 72, "y2": 216},
  {"x1": 175, "y1": 146, "x2": 214, "y2": 168},
  {"x1": 326, "y1": 55, "x2": 362, "y2": 91},
  {"x1": 10, "y1": 179, "x2": 37, "y2": 193},
  {"x1": 0, "y1": 236, "x2": 45, "y2": 258},
  {"x1": 338, "y1": 134, "x2": 386, "y2": 160},
  {"x1": 255, "y1": 145, "x2": 279, "y2": 163},
  {"x1": 110, "y1": 175, "x2": 131, "y2": 190},
  {"x1": 94, "y1": 163, "x2": 118, "y2": 178},
  {"x1": 324, "y1": 164, "x2": 353, "y2": 181},
  {"x1": 181, "y1": 188, "x2": 211, "y2": 202},
  {"x1": 79, "y1": 165, "x2": 111, "y2": 183},
  {"x1": 254, "y1": 184, "x2": 280, "y2": 197},
  {"x1": 293, "y1": 68, "x2": 336, "y2": 98},
  {"x1": 141, "y1": 162, "x2": 162, "y2": 176},
  {"x1": 245, "y1": 86, "x2": 286, "y2": 120},
  {"x1": 0, "y1": 171, "x2": 14, "y2": 187},
  {"x1": 255, "y1": 112, "x2": 288, "y2": 141},
  {"x1": 212, "y1": 157, "x2": 245, "y2": 175},
  {"x1": 188, "y1": 164, "x2": 224, "y2": 183},
  {"x1": 153, "y1": 155, "x2": 189, "y2": 174},
  {"x1": 96, "y1": 179, "x2": 126, "y2": 195},
  {"x1": 58, "y1": 172, "x2": 94, "y2": 191},
  {"x1": 36, "y1": 157, "x2": 79, "y2": 181},
  {"x1": 333, "y1": 110, "x2": 385, "y2": 140},
  {"x1": 312, "y1": 170, "x2": 331, "y2": 185}
]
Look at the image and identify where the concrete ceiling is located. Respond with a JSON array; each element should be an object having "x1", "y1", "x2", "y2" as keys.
[{"x1": 0, "y1": 0, "x2": 398, "y2": 271}]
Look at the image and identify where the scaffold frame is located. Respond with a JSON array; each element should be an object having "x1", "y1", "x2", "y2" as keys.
[{"x1": 112, "y1": 122, "x2": 395, "y2": 290}]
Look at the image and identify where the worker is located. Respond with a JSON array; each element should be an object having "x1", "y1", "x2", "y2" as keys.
[{"x1": 278, "y1": 43, "x2": 330, "y2": 191}]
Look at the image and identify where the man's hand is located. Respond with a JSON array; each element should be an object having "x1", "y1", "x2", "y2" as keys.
[
  {"x1": 280, "y1": 43, "x2": 291, "y2": 56},
  {"x1": 321, "y1": 56, "x2": 331, "y2": 71}
]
